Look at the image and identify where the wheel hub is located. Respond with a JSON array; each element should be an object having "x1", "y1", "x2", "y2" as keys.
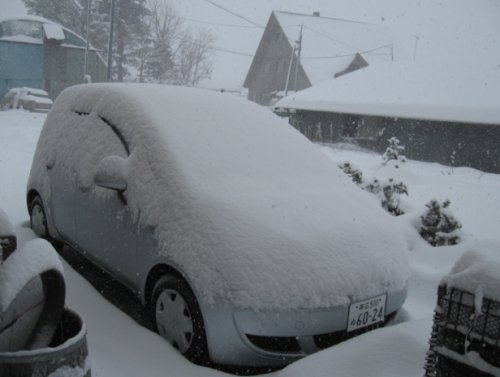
[
  {"x1": 155, "y1": 289, "x2": 194, "y2": 353},
  {"x1": 31, "y1": 204, "x2": 46, "y2": 237}
]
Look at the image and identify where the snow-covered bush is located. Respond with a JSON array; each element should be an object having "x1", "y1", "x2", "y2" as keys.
[
  {"x1": 364, "y1": 178, "x2": 408, "y2": 216},
  {"x1": 338, "y1": 161, "x2": 363, "y2": 185},
  {"x1": 419, "y1": 199, "x2": 462, "y2": 246},
  {"x1": 338, "y1": 162, "x2": 407, "y2": 215},
  {"x1": 382, "y1": 137, "x2": 406, "y2": 167}
]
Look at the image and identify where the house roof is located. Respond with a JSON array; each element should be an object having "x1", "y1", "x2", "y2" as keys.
[
  {"x1": 0, "y1": 16, "x2": 94, "y2": 50},
  {"x1": 273, "y1": 11, "x2": 407, "y2": 84},
  {"x1": 276, "y1": 61, "x2": 500, "y2": 125}
]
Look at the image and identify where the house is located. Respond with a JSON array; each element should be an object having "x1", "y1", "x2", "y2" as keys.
[
  {"x1": 0, "y1": 16, "x2": 106, "y2": 100},
  {"x1": 243, "y1": 11, "x2": 405, "y2": 106},
  {"x1": 276, "y1": 62, "x2": 500, "y2": 173}
]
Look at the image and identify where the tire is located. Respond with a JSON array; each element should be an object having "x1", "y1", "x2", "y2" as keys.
[
  {"x1": 151, "y1": 275, "x2": 208, "y2": 364},
  {"x1": 29, "y1": 196, "x2": 62, "y2": 249},
  {"x1": 30, "y1": 196, "x2": 49, "y2": 239}
]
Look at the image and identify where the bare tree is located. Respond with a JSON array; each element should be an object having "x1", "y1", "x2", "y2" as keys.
[
  {"x1": 142, "y1": 1, "x2": 214, "y2": 86},
  {"x1": 24, "y1": 0, "x2": 214, "y2": 85},
  {"x1": 173, "y1": 28, "x2": 215, "y2": 86},
  {"x1": 140, "y1": 0, "x2": 184, "y2": 83}
]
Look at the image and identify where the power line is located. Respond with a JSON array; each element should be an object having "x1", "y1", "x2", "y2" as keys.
[
  {"x1": 209, "y1": 45, "x2": 254, "y2": 57},
  {"x1": 302, "y1": 44, "x2": 394, "y2": 60},
  {"x1": 303, "y1": 25, "x2": 363, "y2": 54},
  {"x1": 180, "y1": 16, "x2": 261, "y2": 29},
  {"x1": 200, "y1": 0, "x2": 264, "y2": 28},
  {"x1": 300, "y1": 26, "x2": 394, "y2": 61}
]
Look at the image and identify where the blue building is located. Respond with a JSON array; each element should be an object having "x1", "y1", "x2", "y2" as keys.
[{"x1": 0, "y1": 16, "x2": 106, "y2": 100}]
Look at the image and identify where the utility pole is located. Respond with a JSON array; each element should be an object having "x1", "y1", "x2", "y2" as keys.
[
  {"x1": 84, "y1": 0, "x2": 91, "y2": 81},
  {"x1": 106, "y1": 0, "x2": 116, "y2": 82},
  {"x1": 284, "y1": 45, "x2": 296, "y2": 96},
  {"x1": 293, "y1": 25, "x2": 303, "y2": 92}
]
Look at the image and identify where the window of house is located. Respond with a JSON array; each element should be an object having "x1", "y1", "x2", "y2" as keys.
[{"x1": 0, "y1": 20, "x2": 43, "y2": 39}]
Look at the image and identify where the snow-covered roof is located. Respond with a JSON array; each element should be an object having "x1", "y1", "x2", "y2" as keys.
[
  {"x1": 277, "y1": 61, "x2": 500, "y2": 125},
  {"x1": 0, "y1": 15, "x2": 52, "y2": 24},
  {"x1": 0, "y1": 16, "x2": 92, "y2": 49},
  {"x1": 42, "y1": 22, "x2": 65, "y2": 41},
  {"x1": 274, "y1": 11, "x2": 407, "y2": 84},
  {"x1": 32, "y1": 83, "x2": 410, "y2": 310}
]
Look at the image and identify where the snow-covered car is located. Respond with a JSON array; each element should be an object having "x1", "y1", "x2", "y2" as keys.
[
  {"x1": 14, "y1": 87, "x2": 52, "y2": 113},
  {"x1": 27, "y1": 83, "x2": 409, "y2": 367},
  {"x1": 1, "y1": 88, "x2": 21, "y2": 110}
]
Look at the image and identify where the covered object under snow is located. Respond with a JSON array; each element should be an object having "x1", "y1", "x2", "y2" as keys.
[
  {"x1": 425, "y1": 251, "x2": 500, "y2": 377},
  {"x1": 29, "y1": 83, "x2": 409, "y2": 365},
  {"x1": 30, "y1": 82, "x2": 410, "y2": 310}
]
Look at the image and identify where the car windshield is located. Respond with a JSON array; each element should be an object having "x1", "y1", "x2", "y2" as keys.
[{"x1": 27, "y1": 92, "x2": 48, "y2": 98}]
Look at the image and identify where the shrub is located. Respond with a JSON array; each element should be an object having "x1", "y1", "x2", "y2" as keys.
[
  {"x1": 419, "y1": 199, "x2": 462, "y2": 246},
  {"x1": 364, "y1": 178, "x2": 408, "y2": 216},
  {"x1": 383, "y1": 137, "x2": 406, "y2": 167},
  {"x1": 338, "y1": 161, "x2": 363, "y2": 185}
]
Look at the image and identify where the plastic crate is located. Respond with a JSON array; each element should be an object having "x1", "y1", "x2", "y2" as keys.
[{"x1": 425, "y1": 285, "x2": 500, "y2": 377}]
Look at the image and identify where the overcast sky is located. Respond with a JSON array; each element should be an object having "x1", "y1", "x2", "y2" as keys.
[
  {"x1": 2, "y1": 0, "x2": 499, "y2": 91},
  {"x1": 2, "y1": 0, "x2": 27, "y2": 18}
]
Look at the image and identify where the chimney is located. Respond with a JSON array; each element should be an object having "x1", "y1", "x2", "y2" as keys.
[{"x1": 313, "y1": 11, "x2": 320, "y2": 17}]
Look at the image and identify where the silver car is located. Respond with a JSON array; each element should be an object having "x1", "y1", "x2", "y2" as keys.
[
  {"x1": 3, "y1": 87, "x2": 52, "y2": 113},
  {"x1": 27, "y1": 83, "x2": 409, "y2": 366}
]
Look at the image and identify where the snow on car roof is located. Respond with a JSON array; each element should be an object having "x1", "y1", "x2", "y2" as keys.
[
  {"x1": 38, "y1": 83, "x2": 409, "y2": 310},
  {"x1": 21, "y1": 87, "x2": 49, "y2": 96}
]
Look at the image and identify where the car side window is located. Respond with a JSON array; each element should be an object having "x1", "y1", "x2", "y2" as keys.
[
  {"x1": 72, "y1": 112, "x2": 129, "y2": 191},
  {"x1": 98, "y1": 116, "x2": 130, "y2": 156}
]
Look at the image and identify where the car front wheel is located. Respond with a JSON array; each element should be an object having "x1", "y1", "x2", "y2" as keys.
[
  {"x1": 151, "y1": 275, "x2": 208, "y2": 364},
  {"x1": 30, "y1": 196, "x2": 49, "y2": 238},
  {"x1": 29, "y1": 196, "x2": 62, "y2": 249}
]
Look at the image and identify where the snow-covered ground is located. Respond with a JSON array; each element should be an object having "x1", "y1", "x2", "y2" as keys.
[{"x1": 1, "y1": 109, "x2": 499, "y2": 376}]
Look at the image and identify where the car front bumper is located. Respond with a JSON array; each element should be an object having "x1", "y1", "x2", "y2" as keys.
[{"x1": 200, "y1": 283, "x2": 409, "y2": 367}]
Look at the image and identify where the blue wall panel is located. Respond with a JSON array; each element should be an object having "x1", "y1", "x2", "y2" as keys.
[{"x1": 0, "y1": 41, "x2": 43, "y2": 97}]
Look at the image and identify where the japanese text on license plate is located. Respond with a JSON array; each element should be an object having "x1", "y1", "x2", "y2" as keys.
[{"x1": 347, "y1": 294, "x2": 387, "y2": 332}]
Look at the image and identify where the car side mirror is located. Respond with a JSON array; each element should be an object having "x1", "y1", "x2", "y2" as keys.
[{"x1": 94, "y1": 155, "x2": 128, "y2": 192}]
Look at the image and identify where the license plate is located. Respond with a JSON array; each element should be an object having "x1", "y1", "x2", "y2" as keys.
[{"x1": 347, "y1": 294, "x2": 387, "y2": 332}]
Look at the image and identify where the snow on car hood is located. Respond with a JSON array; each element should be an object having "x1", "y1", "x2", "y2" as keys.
[{"x1": 36, "y1": 84, "x2": 410, "y2": 310}]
